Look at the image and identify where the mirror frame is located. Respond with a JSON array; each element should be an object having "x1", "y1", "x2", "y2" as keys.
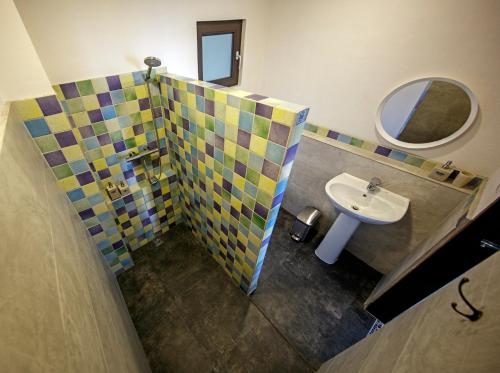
[{"x1": 375, "y1": 77, "x2": 478, "y2": 149}]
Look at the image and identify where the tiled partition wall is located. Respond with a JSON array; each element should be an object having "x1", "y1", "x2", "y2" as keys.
[
  {"x1": 13, "y1": 69, "x2": 183, "y2": 274},
  {"x1": 160, "y1": 74, "x2": 309, "y2": 293}
]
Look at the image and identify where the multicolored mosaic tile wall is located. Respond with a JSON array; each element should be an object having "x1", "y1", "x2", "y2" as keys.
[
  {"x1": 160, "y1": 74, "x2": 309, "y2": 293},
  {"x1": 13, "y1": 69, "x2": 183, "y2": 274},
  {"x1": 304, "y1": 123, "x2": 483, "y2": 189}
]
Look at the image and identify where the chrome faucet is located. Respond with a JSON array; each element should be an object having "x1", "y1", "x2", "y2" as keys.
[{"x1": 367, "y1": 177, "x2": 382, "y2": 192}]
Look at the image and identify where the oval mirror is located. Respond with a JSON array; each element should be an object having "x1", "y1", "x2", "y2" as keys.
[{"x1": 376, "y1": 78, "x2": 478, "y2": 149}]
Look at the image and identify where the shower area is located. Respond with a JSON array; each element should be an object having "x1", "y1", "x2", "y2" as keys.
[{"x1": 13, "y1": 59, "x2": 310, "y2": 292}]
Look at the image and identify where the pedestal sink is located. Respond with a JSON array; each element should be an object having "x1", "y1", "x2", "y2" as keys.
[{"x1": 315, "y1": 173, "x2": 410, "y2": 264}]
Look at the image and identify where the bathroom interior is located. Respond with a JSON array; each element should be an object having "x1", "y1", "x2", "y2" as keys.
[{"x1": 1, "y1": 0, "x2": 499, "y2": 372}]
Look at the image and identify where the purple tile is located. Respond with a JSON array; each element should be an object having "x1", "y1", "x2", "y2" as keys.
[
  {"x1": 223, "y1": 179, "x2": 232, "y2": 192},
  {"x1": 269, "y1": 121, "x2": 290, "y2": 146},
  {"x1": 88, "y1": 109, "x2": 104, "y2": 123},
  {"x1": 128, "y1": 209, "x2": 138, "y2": 218},
  {"x1": 237, "y1": 129, "x2": 251, "y2": 149},
  {"x1": 133, "y1": 124, "x2": 144, "y2": 136},
  {"x1": 123, "y1": 169, "x2": 134, "y2": 179},
  {"x1": 245, "y1": 93, "x2": 268, "y2": 101},
  {"x1": 254, "y1": 202, "x2": 269, "y2": 219},
  {"x1": 139, "y1": 98, "x2": 150, "y2": 110},
  {"x1": 215, "y1": 135, "x2": 224, "y2": 150},
  {"x1": 97, "y1": 133, "x2": 111, "y2": 146},
  {"x1": 195, "y1": 86, "x2": 204, "y2": 96},
  {"x1": 54, "y1": 130, "x2": 77, "y2": 147},
  {"x1": 375, "y1": 146, "x2": 392, "y2": 156},
  {"x1": 153, "y1": 107, "x2": 162, "y2": 118},
  {"x1": 122, "y1": 220, "x2": 132, "y2": 229},
  {"x1": 283, "y1": 143, "x2": 299, "y2": 165},
  {"x1": 205, "y1": 99, "x2": 214, "y2": 116},
  {"x1": 76, "y1": 171, "x2": 94, "y2": 185},
  {"x1": 234, "y1": 160, "x2": 247, "y2": 177},
  {"x1": 327, "y1": 130, "x2": 339, "y2": 139},
  {"x1": 206, "y1": 143, "x2": 214, "y2": 157},
  {"x1": 98, "y1": 168, "x2": 111, "y2": 179},
  {"x1": 113, "y1": 141, "x2": 126, "y2": 153},
  {"x1": 59, "y1": 82, "x2": 80, "y2": 99},
  {"x1": 106, "y1": 75, "x2": 122, "y2": 91},
  {"x1": 44, "y1": 150, "x2": 66, "y2": 167},
  {"x1": 241, "y1": 204, "x2": 252, "y2": 219},
  {"x1": 88, "y1": 224, "x2": 103, "y2": 235},
  {"x1": 262, "y1": 159, "x2": 280, "y2": 180},
  {"x1": 272, "y1": 192, "x2": 284, "y2": 208},
  {"x1": 255, "y1": 103, "x2": 273, "y2": 119},
  {"x1": 79, "y1": 208, "x2": 95, "y2": 220},
  {"x1": 79, "y1": 125, "x2": 95, "y2": 138},
  {"x1": 97, "y1": 92, "x2": 112, "y2": 107},
  {"x1": 173, "y1": 88, "x2": 180, "y2": 102},
  {"x1": 36, "y1": 96, "x2": 62, "y2": 116}
]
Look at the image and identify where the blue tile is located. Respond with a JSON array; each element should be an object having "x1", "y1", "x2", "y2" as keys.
[
  {"x1": 389, "y1": 150, "x2": 407, "y2": 161},
  {"x1": 69, "y1": 159, "x2": 89, "y2": 174},
  {"x1": 101, "y1": 105, "x2": 117, "y2": 120},
  {"x1": 110, "y1": 90, "x2": 125, "y2": 104},
  {"x1": 67, "y1": 188, "x2": 85, "y2": 202},
  {"x1": 25, "y1": 118, "x2": 50, "y2": 137},
  {"x1": 239, "y1": 112, "x2": 253, "y2": 132},
  {"x1": 88, "y1": 193, "x2": 104, "y2": 205},
  {"x1": 84, "y1": 136, "x2": 100, "y2": 150},
  {"x1": 132, "y1": 71, "x2": 145, "y2": 85},
  {"x1": 337, "y1": 134, "x2": 352, "y2": 143},
  {"x1": 105, "y1": 154, "x2": 120, "y2": 166}
]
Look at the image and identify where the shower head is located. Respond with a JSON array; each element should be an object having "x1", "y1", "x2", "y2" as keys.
[{"x1": 144, "y1": 56, "x2": 162, "y2": 80}]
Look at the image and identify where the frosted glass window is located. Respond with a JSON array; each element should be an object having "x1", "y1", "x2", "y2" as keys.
[{"x1": 202, "y1": 33, "x2": 233, "y2": 81}]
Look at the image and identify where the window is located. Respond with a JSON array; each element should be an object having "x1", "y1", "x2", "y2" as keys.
[{"x1": 197, "y1": 20, "x2": 243, "y2": 87}]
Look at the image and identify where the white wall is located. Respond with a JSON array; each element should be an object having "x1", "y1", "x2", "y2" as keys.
[
  {"x1": 258, "y1": 0, "x2": 500, "y2": 177},
  {"x1": 14, "y1": 0, "x2": 270, "y2": 93},
  {"x1": 0, "y1": 0, "x2": 53, "y2": 100}
]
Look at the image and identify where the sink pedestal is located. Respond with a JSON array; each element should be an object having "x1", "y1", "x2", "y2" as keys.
[{"x1": 315, "y1": 213, "x2": 360, "y2": 264}]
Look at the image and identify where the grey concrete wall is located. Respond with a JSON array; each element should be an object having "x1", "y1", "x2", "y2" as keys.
[
  {"x1": 282, "y1": 136, "x2": 468, "y2": 274},
  {"x1": 0, "y1": 105, "x2": 150, "y2": 372}
]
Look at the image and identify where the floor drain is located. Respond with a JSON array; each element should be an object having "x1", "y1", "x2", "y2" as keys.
[{"x1": 352, "y1": 205, "x2": 359, "y2": 210}]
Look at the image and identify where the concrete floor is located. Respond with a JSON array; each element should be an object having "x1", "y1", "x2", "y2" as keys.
[{"x1": 118, "y1": 209, "x2": 381, "y2": 372}]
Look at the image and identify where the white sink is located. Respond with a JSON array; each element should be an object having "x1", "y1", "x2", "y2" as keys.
[{"x1": 315, "y1": 173, "x2": 410, "y2": 264}]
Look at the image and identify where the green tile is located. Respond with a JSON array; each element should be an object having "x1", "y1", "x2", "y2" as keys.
[
  {"x1": 265, "y1": 142, "x2": 285, "y2": 165},
  {"x1": 240, "y1": 215, "x2": 251, "y2": 229},
  {"x1": 256, "y1": 189, "x2": 272, "y2": 208},
  {"x1": 350, "y1": 138, "x2": 364, "y2": 147},
  {"x1": 92, "y1": 121, "x2": 107, "y2": 135},
  {"x1": 205, "y1": 115, "x2": 215, "y2": 132},
  {"x1": 76, "y1": 80, "x2": 95, "y2": 96},
  {"x1": 214, "y1": 161, "x2": 223, "y2": 175},
  {"x1": 224, "y1": 155, "x2": 234, "y2": 169},
  {"x1": 66, "y1": 98, "x2": 85, "y2": 114},
  {"x1": 252, "y1": 213, "x2": 265, "y2": 230},
  {"x1": 404, "y1": 155, "x2": 425, "y2": 168},
  {"x1": 253, "y1": 116, "x2": 270, "y2": 138},
  {"x1": 235, "y1": 145, "x2": 249, "y2": 164},
  {"x1": 124, "y1": 87, "x2": 137, "y2": 101},
  {"x1": 247, "y1": 168, "x2": 260, "y2": 186},
  {"x1": 240, "y1": 99, "x2": 256, "y2": 113},
  {"x1": 110, "y1": 130, "x2": 123, "y2": 143},
  {"x1": 34, "y1": 134, "x2": 59, "y2": 153},
  {"x1": 143, "y1": 120, "x2": 155, "y2": 131},
  {"x1": 205, "y1": 88, "x2": 215, "y2": 100},
  {"x1": 152, "y1": 96, "x2": 161, "y2": 107},
  {"x1": 125, "y1": 138, "x2": 136, "y2": 148},
  {"x1": 214, "y1": 102, "x2": 226, "y2": 121},
  {"x1": 52, "y1": 164, "x2": 73, "y2": 179}
]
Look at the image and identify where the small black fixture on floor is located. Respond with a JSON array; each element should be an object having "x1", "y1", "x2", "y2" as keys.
[{"x1": 290, "y1": 206, "x2": 321, "y2": 242}]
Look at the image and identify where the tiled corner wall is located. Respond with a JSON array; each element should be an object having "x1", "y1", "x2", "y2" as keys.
[
  {"x1": 160, "y1": 74, "x2": 309, "y2": 293},
  {"x1": 304, "y1": 123, "x2": 484, "y2": 189},
  {"x1": 13, "y1": 69, "x2": 183, "y2": 274}
]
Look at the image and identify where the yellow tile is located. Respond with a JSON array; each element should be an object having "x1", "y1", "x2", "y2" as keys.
[
  {"x1": 122, "y1": 127, "x2": 135, "y2": 139},
  {"x1": 214, "y1": 90, "x2": 227, "y2": 104},
  {"x1": 225, "y1": 106, "x2": 239, "y2": 126},
  {"x1": 109, "y1": 164, "x2": 121, "y2": 175},
  {"x1": 91, "y1": 78, "x2": 109, "y2": 93},
  {"x1": 57, "y1": 175, "x2": 79, "y2": 191},
  {"x1": 258, "y1": 175, "x2": 276, "y2": 195},
  {"x1": 52, "y1": 85, "x2": 64, "y2": 101},
  {"x1": 187, "y1": 93, "x2": 196, "y2": 109},
  {"x1": 135, "y1": 85, "x2": 148, "y2": 99},
  {"x1": 135, "y1": 133, "x2": 147, "y2": 146},
  {"x1": 82, "y1": 95, "x2": 100, "y2": 111},
  {"x1": 13, "y1": 99, "x2": 43, "y2": 120},
  {"x1": 233, "y1": 174, "x2": 245, "y2": 191},
  {"x1": 127, "y1": 100, "x2": 139, "y2": 113},
  {"x1": 119, "y1": 73, "x2": 135, "y2": 88},
  {"x1": 249, "y1": 135, "x2": 267, "y2": 157},
  {"x1": 72, "y1": 111, "x2": 90, "y2": 127},
  {"x1": 105, "y1": 118, "x2": 120, "y2": 132},
  {"x1": 224, "y1": 140, "x2": 236, "y2": 158},
  {"x1": 271, "y1": 107, "x2": 296, "y2": 127},
  {"x1": 141, "y1": 110, "x2": 153, "y2": 122},
  {"x1": 45, "y1": 112, "x2": 71, "y2": 133},
  {"x1": 61, "y1": 145, "x2": 84, "y2": 161},
  {"x1": 230, "y1": 196, "x2": 242, "y2": 211},
  {"x1": 82, "y1": 181, "x2": 100, "y2": 196},
  {"x1": 93, "y1": 158, "x2": 107, "y2": 171}
]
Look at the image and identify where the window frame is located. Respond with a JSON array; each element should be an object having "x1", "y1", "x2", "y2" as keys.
[{"x1": 197, "y1": 20, "x2": 243, "y2": 87}]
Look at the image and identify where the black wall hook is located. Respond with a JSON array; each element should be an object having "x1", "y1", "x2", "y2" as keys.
[{"x1": 451, "y1": 277, "x2": 483, "y2": 321}]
